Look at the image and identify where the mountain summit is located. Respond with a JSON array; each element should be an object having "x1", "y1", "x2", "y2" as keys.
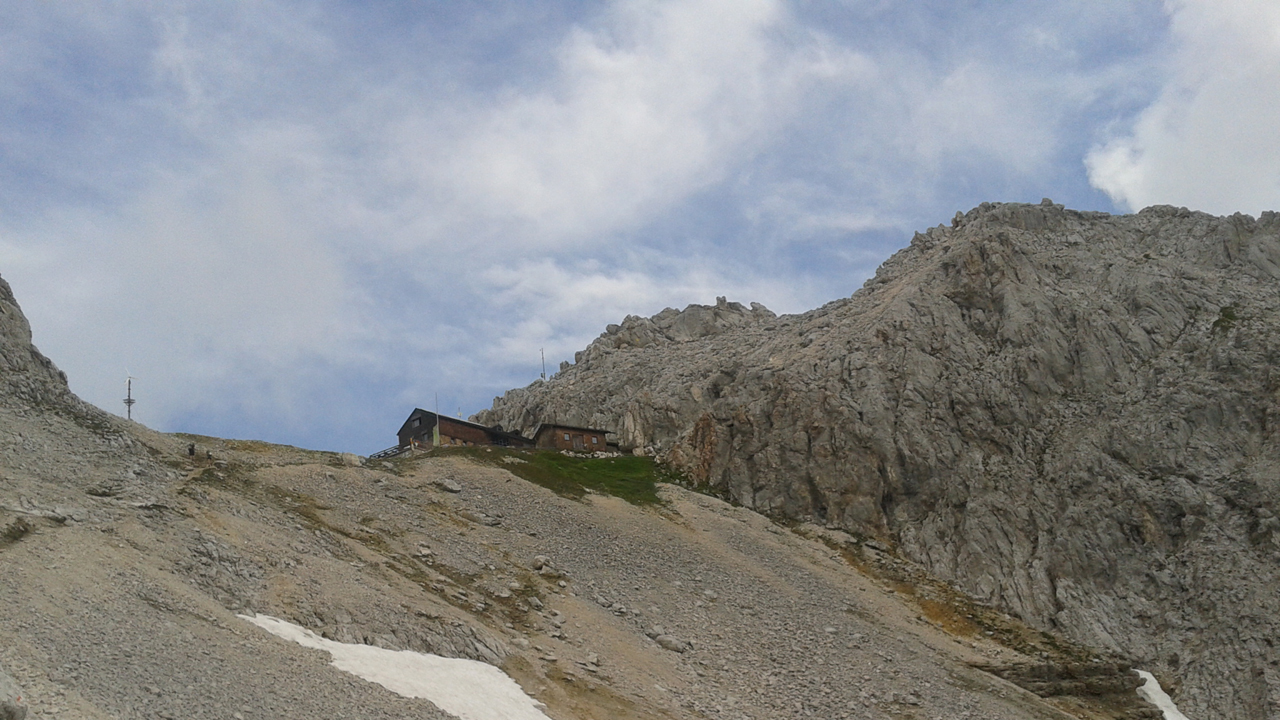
[
  {"x1": 479, "y1": 201, "x2": 1280, "y2": 719},
  {"x1": 2, "y1": 257, "x2": 1171, "y2": 719}
]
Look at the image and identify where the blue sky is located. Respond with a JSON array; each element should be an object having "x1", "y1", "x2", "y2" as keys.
[{"x1": 2, "y1": 0, "x2": 1277, "y2": 454}]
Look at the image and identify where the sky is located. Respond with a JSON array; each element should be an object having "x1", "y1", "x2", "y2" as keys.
[{"x1": 1, "y1": 0, "x2": 1278, "y2": 454}]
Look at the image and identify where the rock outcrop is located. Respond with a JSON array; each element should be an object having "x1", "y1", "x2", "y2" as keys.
[
  {"x1": 0, "y1": 276, "x2": 72, "y2": 408},
  {"x1": 0, "y1": 662, "x2": 26, "y2": 720},
  {"x1": 2, "y1": 266, "x2": 1151, "y2": 720},
  {"x1": 477, "y1": 200, "x2": 1280, "y2": 719}
]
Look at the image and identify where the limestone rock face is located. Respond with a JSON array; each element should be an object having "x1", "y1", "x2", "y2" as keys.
[
  {"x1": 0, "y1": 275, "x2": 72, "y2": 407},
  {"x1": 0, "y1": 661, "x2": 26, "y2": 720},
  {"x1": 0, "y1": 274, "x2": 120, "y2": 440},
  {"x1": 477, "y1": 201, "x2": 1280, "y2": 719}
]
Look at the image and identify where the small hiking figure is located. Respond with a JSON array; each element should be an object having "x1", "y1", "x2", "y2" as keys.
[
  {"x1": 187, "y1": 443, "x2": 195, "y2": 457},
  {"x1": 205, "y1": 451, "x2": 212, "y2": 460}
]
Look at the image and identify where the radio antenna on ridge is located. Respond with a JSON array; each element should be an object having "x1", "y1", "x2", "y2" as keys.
[{"x1": 123, "y1": 372, "x2": 136, "y2": 421}]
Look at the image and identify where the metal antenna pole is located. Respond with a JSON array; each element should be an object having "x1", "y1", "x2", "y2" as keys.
[
  {"x1": 541, "y1": 348, "x2": 546, "y2": 380},
  {"x1": 123, "y1": 376, "x2": 136, "y2": 420}
]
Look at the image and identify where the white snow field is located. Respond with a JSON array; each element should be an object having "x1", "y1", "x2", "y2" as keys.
[
  {"x1": 1136, "y1": 670, "x2": 1191, "y2": 720},
  {"x1": 240, "y1": 614, "x2": 552, "y2": 720}
]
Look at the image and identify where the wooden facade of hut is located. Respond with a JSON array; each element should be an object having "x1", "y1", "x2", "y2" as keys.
[
  {"x1": 533, "y1": 424, "x2": 611, "y2": 452},
  {"x1": 397, "y1": 409, "x2": 534, "y2": 450}
]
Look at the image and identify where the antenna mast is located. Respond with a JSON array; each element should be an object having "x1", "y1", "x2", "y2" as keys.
[
  {"x1": 123, "y1": 375, "x2": 136, "y2": 420},
  {"x1": 541, "y1": 348, "x2": 546, "y2": 380}
]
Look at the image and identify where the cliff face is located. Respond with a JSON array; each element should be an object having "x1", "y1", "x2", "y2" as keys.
[
  {"x1": 0, "y1": 276, "x2": 73, "y2": 407},
  {"x1": 1, "y1": 269, "x2": 1161, "y2": 720},
  {"x1": 477, "y1": 201, "x2": 1280, "y2": 719}
]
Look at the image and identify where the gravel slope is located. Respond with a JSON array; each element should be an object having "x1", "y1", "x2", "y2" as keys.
[
  {"x1": 1, "y1": 432, "x2": 1161, "y2": 719},
  {"x1": 0, "y1": 267, "x2": 1166, "y2": 719}
]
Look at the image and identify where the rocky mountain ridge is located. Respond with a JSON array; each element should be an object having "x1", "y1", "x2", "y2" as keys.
[
  {"x1": 478, "y1": 200, "x2": 1280, "y2": 719},
  {"x1": 0, "y1": 269, "x2": 1173, "y2": 719}
]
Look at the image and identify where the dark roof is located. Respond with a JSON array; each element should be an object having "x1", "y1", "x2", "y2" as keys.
[
  {"x1": 399, "y1": 408, "x2": 531, "y2": 443},
  {"x1": 533, "y1": 423, "x2": 613, "y2": 436}
]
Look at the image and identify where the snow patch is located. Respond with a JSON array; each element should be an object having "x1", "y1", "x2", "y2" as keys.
[
  {"x1": 239, "y1": 614, "x2": 551, "y2": 720},
  {"x1": 1136, "y1": 670, "x2": 1191, "y2": 720}
]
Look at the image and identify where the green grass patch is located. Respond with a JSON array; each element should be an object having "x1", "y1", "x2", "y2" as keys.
[
  {"x1": 444, "y1": 447, "x2": 673, "y2": 505},
  {"x1": 1212, "y1": 304, "x2": 1239, "y2": 334}
]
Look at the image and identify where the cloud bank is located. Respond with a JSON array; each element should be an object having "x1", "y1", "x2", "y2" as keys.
[
  {"x1": 1087, "y1": 0, "x2": 1280, "y2": 215},
  {"x1": 6, "y1": 0, "x2": 1271, "y2": 453}
]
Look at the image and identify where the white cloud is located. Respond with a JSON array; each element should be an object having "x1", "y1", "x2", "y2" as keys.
[
  {"x1": 0, "y1": 1, "x2": 1189, "y2": 450},
  {"x1": 1086, "y1": 0, "x2": 1280, "y2": 214},
  {"x1": 903, "y1": 62, "x2": 1061, "y2": 174},
  {"x1": 1, "y1": 122, "x2": 358, "y2": 430},
  {"x1": 475, "y1": 256, "x2": 804, "y2": 371},
  {"x1": 14, "y1": 0, "x2": 855, "y2": 440},
  {"x1": 390, "y1": 0, "x2": 841, "y2": 249}
]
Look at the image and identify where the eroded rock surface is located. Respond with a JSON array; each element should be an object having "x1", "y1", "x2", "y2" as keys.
[
  {"x1": 0, "y1": 661, "x2": 26, "y2": 720},
  {"x1": 4, "y1": 266, "x2": 1144, "y2": 720},
  {"x1": 478, "y1": 201, "x2": 1280, "y2": 719}
]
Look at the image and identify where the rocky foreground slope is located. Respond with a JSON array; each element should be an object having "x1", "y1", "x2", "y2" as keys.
[
  {"x1": 0, "y1": 272, "x2": 1173, "y2": 719},
  {"x1": 478, "y1": 201, "x2": 1280, "y2": 719}
]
